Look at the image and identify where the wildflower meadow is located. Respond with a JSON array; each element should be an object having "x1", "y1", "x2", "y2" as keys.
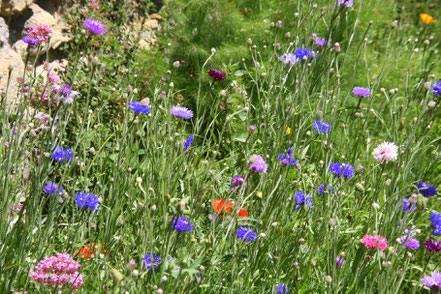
[{"x1": 1, "y1": 0, "x2": 441, "y2": 293}]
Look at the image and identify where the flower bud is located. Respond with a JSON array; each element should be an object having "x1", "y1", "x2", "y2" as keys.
[
  {"x1": 428, "y1": 100, "x2": 436, "y2": 108},
  {"x1": 173, "y1": 61, "x2": 180, "y2": 68},
  {"x1": 247, "y1": 38, "x2": 252, "y2": 45},
  {"x1": 325, "y1": 275, "x2": 332, "y2": 283},
  {"x1": 416, "y1": 194, "x2": 427, "y2": 210},
  {"x1": 248, "y1": 125, "x2": 256, "y2": 134}
]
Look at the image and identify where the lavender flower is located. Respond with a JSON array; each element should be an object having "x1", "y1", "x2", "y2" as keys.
[
  {"x1": 75, "y1": 193, "x2": 100, "y2": 211},
  {"x1": 280, "y1": 53, "x2": 299, "y2": 65},
  {"x1": 421, "y1": 271, "x2": 441, "y2": 291},
  {"x1": 417, "y1": 182, "x2": 437, "y2": 197},
  {"x1": 400, "y1": 236, "x2": 420, "y2": 249},
  {"x1": 170, "y1": 106, "x2": 194, "y2": 119},
  {"x1": 44, "y1": 182, "x2": 64, "y2": 196},
  {"x1": 294, "y1": 191, "x2": 313, "y2": 211},
  {"x1": 352, "y1": 87, "x2": 370, "y2": 97},
  {"x1": 236, "y1": 227, "x2": 257, "y2": 241},
  {"x1": 231, "y1": 175, "x2": 247, "y2": 191},
  {"x1": 171, "y1": 216, "x2": 193, "y2": 233},
  {"x1": 312, "y1": 121, "x2": 332, "y2": 134},
  {"x1": 336, "y1": 256, "x2": 346, "y2": 268},
  {"x1": 248, "y1": 154, "x2": 268, "y2": 174},
  {"x1": 430, "y1": 80, "x2": 441, "y2": 96},
  {"x1": 142, "y1": 254, "x2": 161, "y2": 272},
  {"x1": 53, "y1": 84, "x2": 79, "y2": 105},
  {"x1": 338, "y1": 0, "x2": 356, "y2": 7},
  {"x1": 208, "y1": 69, "x2": 225, "y2": 81},
  {"x1": 128, "y1": 101, "x2": 150, "y2": 114},
  {"x1": 316, "y1": 37, "x2": 328, "y2": 47},
  {"x1": 83, "y1": 18, "x2": 106, "y2": 35}
]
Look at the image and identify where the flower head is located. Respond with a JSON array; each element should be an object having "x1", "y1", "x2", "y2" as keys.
[
  {"x1": 361, "y1": 234, "x2": 388, "y2": 250},
  {"x1": 402, "y1": 198, "x2": 416, "y2": 213},
  {"x1": 53, "y1": 84, "x2": 79, "y2": 104},
  {"x1": 312, "y1": 121, "x2": 332, "y2": 134},
  {"x1": 248, "y1": 154, "x2": 268, "y2": 173},
  {"x1": 294, "y1": 190, "x2": 313, "y2": 211},
  {"x1": 372, "y1": 142, "x2": 398, "y2": 163},
  {"x1": 336, "y1": 256, "x2": 346, "y2": 268},
  {"x1": 142, "y1": 254, "x2": 161, "y2": 272},
  {"x1": 129, "y1": 101, "x2": 150, "y2": 113},
  {"x1": 278, "y1": 148, "x2": 297, "y2": 167},
  {"x1": 171, "y1": 216, "x2": 193, "y2": 233},
  {"x1": 170, "y1": 106, "x2": 194, "y2": 119},
  {"x1": 338, "y1": 0, "x2": 356, "y2": 7},
  {"x1": 316, "y1": 37, "x2": 329, "y2": 47},
  {"x1": 231, "y1": 175, "x2": 247, "y2": 191},
  {"x1": 400, "y1": 236, "x2": 420, "y2": 250},
  {"x1": 280, "y1": 53, "x2": 298, "y2": 65},
  {"x1": 83, "y1": 18, "x2": 106, "y2": 35},
  {"x1": 183, "y1": 136, "x2": 194, "y2": 152},
  {"x1": 421, "y1": 271, "x2": 441, "y2": 291},
  {"x1": 236, "y1": 227, "x2": 257, "y2": 242},
  {"x1": 420, "y1": 13, "x2": 435, "y2": 24},
  {"x1": 212, "y1": 199, "x2": 248, "y2": 218},
  {"x1": 75, "y1": 193, "x2": 100, "y2": 211},
  {"x1": 295, "y1": 48, "x2": 316, "y2": 60},
  {"x1": 26, "y1": 24, "x2": 52, "y2": 45},
  {"x1": 44, "y1": 182, "x2": 64, "y2": 196},
  {"x1": 424, "y1": 239, "x2": 441, "y2": 253},
  {"x1": 430, "y1": 80, "x2": 441, "y2": 96},
  {"x1": 75, "y1": 243, "x2": 110, "y2": 259},
  {"x1": 329, "y1": 163, "x2": 354, "y2": 179},
  {"x1": 430, "y1": 213, "x2": 441, "y2": 236},
  {"x1": 22, "y1": 35, "x2": 39, "y2": 47},
  {"x1": 417, "y1": 182, "x2": 437, "y2": 197},
  {"x1": 52, "y1": 146, "x2": 73, "y2": 162},
  {"x1": 275, "y1": 283, "x2": 289, "y2": 294},
  {"x1": 208, "y1": 69, "x2": 225, "y2": 81},
  {"x1": 352, "y1": 87, "x2": 370, "y2": 97}
]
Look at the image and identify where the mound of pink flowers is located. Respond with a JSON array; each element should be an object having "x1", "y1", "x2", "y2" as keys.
[{"x1": 29, "y1": 253, "x2": 84, "y2": 292}]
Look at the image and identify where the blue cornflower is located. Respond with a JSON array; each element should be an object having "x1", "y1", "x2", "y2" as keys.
[
  {"x1": 128, "y1": 101, "x2": 150, "y2": 113},
  {"x1": 294, "y1": 190, "x2": 313, "y2": 211},
  {"x1": 23, "y1": 36, "x2": 39, "y2": 47},
  {"x1": 275, "y1": 283, "x2": 289, "y2": 293},
  {"x1": 317, "y1": 184, "x2": 333, "y2": 195},
  {"x1": 430, "y1": 80, "x2": 441, "y2": 96},
  {"x1": 417, "y1": 182, "x2": 437, "y2": 197},
  {"x1": 44, "y1": 182, "x2": 64, "y2": 196},
  {"x1": 329, "y1": 163, "x2": 354, "y2": 179},
  {"x1": 183, "y1": 136, "x2": 194, "y2": 151},
  {"x1": 295, "y1": 48, "x2": 316, "y2": 60},
  {"x1": 278, "y1": 148, "x2": 296, "y2": 167},
  {"x1": 171, "y1": 216, "x2": 193, "y2": 233},
  {"x1": 312, "y1": 121, "x2": 332, "y2": 134},
  {"x1": 52, "y1": 146, "x2": 73, "y2": 162},
  {"x1": 431, "y1": 213, "x2": 441, "y2": 236},
  {"x1": 237, "y1": 227, "x2": 257, "y2": 242},
  {"x1": 75, "y1": 192, "x2": 100, "y2": 211},
  {"x1": 402, "y1": 198, "x2": 416, "y2": 213},
  {"x1": 142, "y1": 254, "x2": 161, "y2": 272}
]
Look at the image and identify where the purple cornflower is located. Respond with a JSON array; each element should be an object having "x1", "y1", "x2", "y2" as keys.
[
  {"x1": 22, "y1": 36, "x2": 39, "y2": 47},
  {"x1": 142, "y1": 254, "x2": 161, "y2": 272},
  {"x1": 329, "y1": 163, "x2": 354, "y2": 179},
  {"x1": 400, "y1": 236, "x2": 420, "y2": 249},
  {"x1": 236, "y1": 227, "x2": 257, "y2": 242},
  {"x1": 53, "y1": 84, "x2": 79, "y2": 104},
  {"x1": 44, "y1": 182, "x2": 64, "y2": 196},
  {"x1": 208, "y1": 69, "x2": 226, "y2": 81},
  {"x1": 231, "y1": 175, "x2": 247, "y2": 191},
  {"x1": 294, "y1": 190, "x2": 313, "y2": 211},
  {"x1": 280, "y1": 53, "x2": 299, "y2": 65},
  {"x1": 336, "y1": 256, "x2": 346, "y2": 269},
  {"x1": 312, "y1": 121, "x2": 332, "y2": 134},
  {"x1": 430, "y1": 80, "x2": 441, "y2": 96},
  {"x1": 183, "y1": 136, "x2": 194, "y2": 151},
  {"x1": 338, "y1": 0, "x2": 356, "y2": 7},
  {"x1": 248, "y1": 154, "x2": 268, "y2": 174},
  {"x1": 317, "y1": 184, "x2": 333, "y2": 195},
  {"x1": 421, "y1": 271, "x2": 441, "y2": 291},
  {"x1": 402, "y1": 198, "x2": 416, "y2": 213},
  {"x1": 52, "y1": 146, "x2": 73, "y2": 162},
  {"x1": 417, "y1": 182, "x2": 437, "y2": 197},
  {"x1": 128, "y1": 101, "x2": 150, "y2": 114},
  {"x1": 170, "y1": 106, "x2": 194, "y2": 119},
  {"x1": 278, "y1": 148, "x2": 297, "y2": 167},
  {"x1": 424, "y1": 239, "x2": 441, "y2": 253},
  {"x1": 430, "y1": 213, "x2": 441, "y2": 236},
  {"x1": 295, "y1": 48, "x2": 316, "y2": 60},
  {"x1": 75, "y1": 192, "x2": 100, "y2": 211},
  {"x1": 352, "y1": 87, "x2": 370, "y2": 97},
  {"x1": 275, "y1": 283, "x2": 289, "y2": 294},
  {"x1": 83, "y1": 18, "x2": 106, "y2": 35},
  {"x1": 171, "y1": 216, "x2": 193, "y2": 233},
  {"x1": 316, "y1": 37, "x2": 329, "y2": 47}
]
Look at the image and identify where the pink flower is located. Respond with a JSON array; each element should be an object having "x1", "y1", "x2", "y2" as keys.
[
  {"x1": 27, "y1": 24, "x2": 52, "y2": 45},
  {"x1": 372, "y1": 142, "x2": 398, "y2": 163},
  {"x1": 361, "y1": 234, "x2": 388, "y2": 250}
]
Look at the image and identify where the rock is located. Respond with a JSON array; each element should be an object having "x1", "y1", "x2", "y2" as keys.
[
  {"x1": 0, "y1": 46, "x2": 25, "y2": 105},
  {"x1": 0, "y1": 17, "x2": 8, "y2": 47},
  {"x1": 12, "y1": 40, "x2": 28, "y2": 58},
  {"x1": 145, "y1": 19, "x2": 158, "y2": 29},
  {"x1": 0, "y1": 0, "x2": 34, "y2": 16},
  {"x1": 35, "y1": 58, "x2": 68, "y2": 76},
  {"x1": 149, "y1": 13, "x2": 162, "y2": 20},
  {"x1": 23, "y1": 3, "x2": 56, "y2": 30}
]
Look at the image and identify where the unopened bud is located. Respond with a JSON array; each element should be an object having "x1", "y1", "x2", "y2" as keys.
[
  {"x1": 325, "y1": 275, "x2": 332, "y2": 283},
  {"x1": 173, "y1": 61, "x2": 180, "y2": 68}
]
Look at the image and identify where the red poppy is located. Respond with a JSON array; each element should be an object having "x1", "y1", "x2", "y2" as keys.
[
  {"x1": 212, "y1": 199, "x2": 249, "y2": 218},
  {"x1": 75, "y1": 243, "x2": 110, "y2": 259}
]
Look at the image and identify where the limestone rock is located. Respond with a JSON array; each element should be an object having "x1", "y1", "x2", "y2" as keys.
[
  {"x1": 0, "y1": 46, "x2": 25, "y2": 105},
  {"x1": 0, "y1": 0, "x2": 34, "y2": 16},
  {"x1": 0, "y1": 16, "x2": 8, "y2": 47},
  {"x1": 23, "y1": 3, "x2": 56, "y2": 30}
]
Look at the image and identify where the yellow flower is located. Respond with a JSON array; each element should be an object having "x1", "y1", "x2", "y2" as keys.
[
  {"x1": 285, "y1": 125, "x2": 291, "y2": 135},
  {"x1": 256, "y1": 192, "x2": 263, "y2": 199},
  {"x1": 420, "y1": 13, "x2": 435, "y2": 24}
]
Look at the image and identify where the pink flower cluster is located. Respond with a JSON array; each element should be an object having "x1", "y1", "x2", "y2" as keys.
[
  {"x1": 361, "y1": 234, "x2": 388, "y2": 250},
  {"x1": 27, "y1": 24, "x2": 52, "y2": 44},
  {"x1": 29, "y1": 253, "x2": 84, "y2": 291},
  {"x1": 82, "y1": 0, "x2": 100, "y2": 13}
]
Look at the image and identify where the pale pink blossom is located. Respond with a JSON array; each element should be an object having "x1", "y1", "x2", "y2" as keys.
[{"x1": 372, "y1": 142, "x2": 398, "y2": 163}]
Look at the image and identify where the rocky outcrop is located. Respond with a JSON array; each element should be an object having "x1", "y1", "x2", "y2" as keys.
[{"x1": 0, "y1": 0, "x2": 33, "y2": 17}]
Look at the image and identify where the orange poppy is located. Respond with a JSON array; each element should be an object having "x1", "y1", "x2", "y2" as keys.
[
  {"x1": 75, "y1": 243, "x2": 111, "y2": 259},
  {"x1": 212, "y1": 199, "x2": 249, "y2": 218},
  {"x1": 420, "y1": 13, "x2": 435, "y2": 24}
]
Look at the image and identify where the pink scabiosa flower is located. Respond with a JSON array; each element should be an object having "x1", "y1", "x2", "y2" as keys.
[
  {"x1": 361, "y1": 234, "x2": 388, "y2": 250},
  {"x1": 372, "y1": 142, "x2": 398, "y2": 163},
  {"x1": 248, "y1": 154, "x2": 268, "y2": 174},
  {"x1": 26, "y1": 24, "x2": 52, "y2": 45}
]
